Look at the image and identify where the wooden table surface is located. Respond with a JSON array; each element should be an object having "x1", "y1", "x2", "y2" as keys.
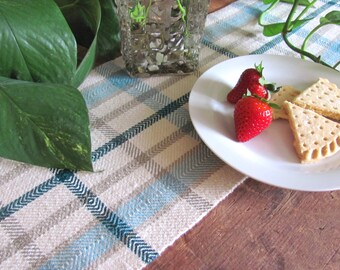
[{"x1": 145, "y1": 1, "x2": 340, "y2": 269}]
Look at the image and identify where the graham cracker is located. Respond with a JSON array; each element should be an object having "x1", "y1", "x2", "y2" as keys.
[
  {"x1": 283, "y1": 101, "x2": 340, "y2": 163},
  {"x1": 270, "y1": 85, "x2": 301, "y2": 120},
  {"x1": 293, "y1": 78, "x2": 340, "y2": 121}
]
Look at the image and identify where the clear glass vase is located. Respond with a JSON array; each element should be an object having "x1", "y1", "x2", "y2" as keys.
[{"x1": 115, "y1": 0, "x2": 210, "y2": 77}]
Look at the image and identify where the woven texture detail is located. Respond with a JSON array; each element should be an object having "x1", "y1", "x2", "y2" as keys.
[{"x1": 1, "y1": 0, "x2": 339, "y2": 269}]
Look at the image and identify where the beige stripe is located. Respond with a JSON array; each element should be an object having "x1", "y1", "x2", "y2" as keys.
[
  {"x1": 90, "y1": 121, "x2": 194, "y2": 194},
  {"x1": 29, "y1": 219, "x2": 99, "y2": 270},
  {"x1": 0, "y1": 216, "x2": 44, "y2": 268},
  {"x1": 0, "y1": 163, "x2": 30, "y2": 187},
  {"x1": 91, "y1": 77, "x2": 187, "y2": 128},
  {"x1": 0, "y1": 199, "x2": 85, "y2": 266},
  {"x1": 0, "y1": 49, "x2": 234, "y2": 268},
  {"x1": 88, "y1": 118, "x2": 215, "y2": 216},
  {"x1": 89, "y1": 48, "x2": 225, "y2": 126},
  {"x1": 84, "y1": 240, "x2": 127, "y2": 270},
  {"x1": 107, "y1": 137, "x2": 215, "y2": 215}
]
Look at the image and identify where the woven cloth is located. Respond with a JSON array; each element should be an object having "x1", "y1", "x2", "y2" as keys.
[{"x1": 1, "y1": 0, "x2": 339, "y2": 269}]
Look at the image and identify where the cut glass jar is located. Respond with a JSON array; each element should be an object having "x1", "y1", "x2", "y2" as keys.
[{"x1": 115, "y1": 0, "x2": 210, "y2": 76}]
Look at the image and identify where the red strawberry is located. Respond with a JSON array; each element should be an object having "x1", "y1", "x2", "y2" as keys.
[
  {"x1": 233, "y1": 95, "x2": 274, "y2": 142},
  {"x1": 248, "y1": 83, "x2": 268, "y2": 99},
  {"x1": 227, "y1": 62, "x2": 268, "y2": 104}
]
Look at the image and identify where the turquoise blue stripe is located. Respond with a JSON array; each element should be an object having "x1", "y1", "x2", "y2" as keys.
[
  {"x1": 203, "y1": 0, "x2": 339, "y2": 63},
  {"x1": 82, "y1": 69, "x2": 138, "y2": 108},
  {"x1": 107, "y1": 69, "x2": 138, "y2": 89},
  {"x1": 83, "y1": 67, "x2": 181, "y2": 116},
  {"x1": 41, "y1": 141, "x2": 221, "y2": 268},
  {"x1": 116, "y1": 143, "x2": 223, "y2": 227},
  {"x1": 39, "y1": 223, "x2": 115, "y2": 270},
  {"x1": 3, "y1": 1, "x2": 339, "y2": 269},
  {"x1": 0, "y1": 83, "x2": 191, "y2": 270},
  {"x1": 82, "y1": 79, "x2": 121, "y2": 108},
  {"x1": 116, "y1": 173, "x2": 179, "y2": 228},
  {"x1": 40, "y1": 137, "x2": 221, "y2": 269},
  {"x1": 321, "y1": 39, "x2": 340, "y2": 67},
  {"x1": 123, "y1": 80, "x2": 172, "y2": 112},
  {"x1": 204, "y1": 1, "x2": 264, "y2": 42},
  {"x1": 40, "y1": 174, "x2": 159, "y2": 269}
]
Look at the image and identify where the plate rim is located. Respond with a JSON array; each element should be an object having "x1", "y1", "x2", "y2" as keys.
[{"x1": 189, "y1": 54, "x2": 340, "y2": 192}]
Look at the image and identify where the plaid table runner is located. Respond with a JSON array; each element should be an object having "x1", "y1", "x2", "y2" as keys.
[{"x1": 1, "y1": 0, "x2": 339, "y2": 269}]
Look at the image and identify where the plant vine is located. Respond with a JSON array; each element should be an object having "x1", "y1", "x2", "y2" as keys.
[{"x1": 258, "y1": 0, "x2": 340, "y2": 71}]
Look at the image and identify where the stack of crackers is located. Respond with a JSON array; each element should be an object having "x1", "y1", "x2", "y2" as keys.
[{"x1": 270, "y1": 78, "x2": 340, "y2": 163}]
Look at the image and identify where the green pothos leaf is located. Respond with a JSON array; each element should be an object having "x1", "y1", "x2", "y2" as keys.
[
  {"x1": 96, "y1": 0, "x2": 121, "y2": 62},
  {"x1": 263, "y1": 0, "x2": 311, "y2": 5},
  {"x1": 55, "y1": 0, "x2": 102, "y2": 87},
  {"x1": 262, "y1": 18, "x2": 312, "y2": 36},
  {"x1": 280, "y1": 0, "x2": 312, "y2": 6},
  {"x1": 263, "y1": 0, "x2": 277, "y2": 4},
  {"x1": 0, "y1": 0, "x2": 77, "y2": 85},
  {"x1": 320, "y1": 10, "x2": 340, "y2": 25},
  {"x1": 0, "y1": 77, "x2": 93, "y2": 171}
]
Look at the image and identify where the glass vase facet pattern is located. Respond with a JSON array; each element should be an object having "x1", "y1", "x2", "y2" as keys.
[{"x1": 115, "y1": 0, "x2": 210, "y2": 76}]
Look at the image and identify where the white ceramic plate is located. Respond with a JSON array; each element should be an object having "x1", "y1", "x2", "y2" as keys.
[{"x1": 189, "y1": 54, "x2": 340, "y2": 191}]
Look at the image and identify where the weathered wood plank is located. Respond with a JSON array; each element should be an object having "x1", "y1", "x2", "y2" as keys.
[
  {"x1": 209, "y1": 0, "x2": 235, "y2": 13},
  {"x1": 146, "y1": 179, "x2": 340, "y2": 269}
]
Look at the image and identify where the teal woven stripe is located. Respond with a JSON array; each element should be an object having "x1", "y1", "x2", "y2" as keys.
[
  {"x1": 58, "y1": 173, "x2": 159, "y2": 266},
  {"x1": 92, "y1": 93, "x2": 190, "y2": 162},
  {"x1": 0, "y1": 172, "x2": 66, "y2": 221}
]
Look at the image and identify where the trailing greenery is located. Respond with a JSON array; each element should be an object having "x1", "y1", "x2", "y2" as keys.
[
  {"x1": 0, "y1": 0, "x2": 120, "y2": 171},
  {"x1": 128, "y1": 0, "x2": 189, "y2": 34},
  {"x1": 258, "y1": 0, "x2": 340, "y2": 70}
]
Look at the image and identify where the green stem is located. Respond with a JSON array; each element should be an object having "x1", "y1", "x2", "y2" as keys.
[
  {"x1": 333, "y1": 60, "x2": 340, "y2": 69},
  {"x1": 283, "y1": 0, "x2": 300, "y2": 33},
  {"x1": 281, "y1": 31, "x2": 332, "y2": 68},
  {"x1": 292, "y1": 0, "x2": 317, "y2": 59},
  {"x1": 294, "y1": 0, "x2": 317, "y2": 21},
  {"x1": 281, "y1": 0, "x2": 333, "y2": 68},
  {"x1": 176, "y1": 0, "x2": 189, "y2": 36},
  {"x1": 258, "y1": 0, "x2": 280, "y2": 27},
  {"x1": 176, "y1": 0, "x2": 186, "y2": 22},
  {"x1": 301, "y1": 23, "x2": 325, "y2": 58}
]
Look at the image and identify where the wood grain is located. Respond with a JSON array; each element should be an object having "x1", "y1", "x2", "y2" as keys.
[
  {"x1": 146, "y1": 179, "x2": 340, "y2": 269},
  {"x1": 208, "y1": 0, "x2": 235, "y2": 13}
]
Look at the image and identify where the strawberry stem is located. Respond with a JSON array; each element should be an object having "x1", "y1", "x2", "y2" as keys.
[
  {"x1": 254, "y1": 62, "x2": 264, "y2": 76},
  {"x1": 250, "y1": 93, "x2": 281, "y2": 110}
]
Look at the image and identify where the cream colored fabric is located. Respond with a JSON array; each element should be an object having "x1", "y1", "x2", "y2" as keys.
[{"x1": 0, "y1": 0, "x2": 339, "y2": 269}]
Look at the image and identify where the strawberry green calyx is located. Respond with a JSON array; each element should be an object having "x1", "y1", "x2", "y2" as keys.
[
  {"x1": 254, "y1": 62, "x2": 264, "y2": 76},
  {"x1": 264, "y1": 82, "x2": 279, "y2": 92},
  {"x1": 244, "y1": 91, "x2": 281, "y2": 110},
  {"x1": 258, "y1": 74, "x2": 280, "y2": 93}
]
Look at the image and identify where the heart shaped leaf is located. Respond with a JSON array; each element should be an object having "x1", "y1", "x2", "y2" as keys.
[
  {"x1": 0, "y1": 77, "x2": 93, "y2": 171},
  {"x1": 96, "y1": 0, "x2": 121, "y2": 62},
  {"x1": 262, "y1": 18, "x2": 312, "y2": 36},
  {"x1": 55, "y1": 0, "x2": 102, "y2": 87},
  {"x1": 0, "y1": 0, "x2": 77, "y2": 85}
]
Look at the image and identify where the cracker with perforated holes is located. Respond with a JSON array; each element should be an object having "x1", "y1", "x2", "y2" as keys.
[
  {"x1": 293, "y1": 78, "x2": 340, "y2": 121},
  {"x1": 270, "y1": 85, "x2": 301, "y2": 120},
  {"x1": 283, "y1": 101, "x2": 340, "y2": 163}
]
